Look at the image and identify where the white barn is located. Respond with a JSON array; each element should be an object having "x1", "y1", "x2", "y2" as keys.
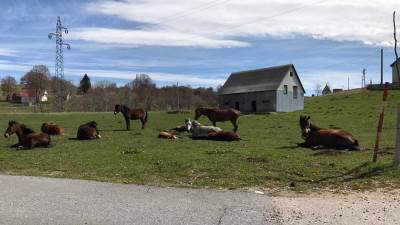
[
  {"x1": 392, "y1": 58, "x2": 400, "y2": 83},
  {"x1": 218, "y1": 64, "x2": 305, "y2": 113}
]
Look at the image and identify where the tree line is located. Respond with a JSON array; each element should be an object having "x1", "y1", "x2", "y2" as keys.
[{"x1": 1, "y1": 65, "x2": 218, "y2": 112}]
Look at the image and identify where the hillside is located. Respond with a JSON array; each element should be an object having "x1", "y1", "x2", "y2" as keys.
[{"x1": 0, "y1": 89, "x2": 399, "y2": 191}]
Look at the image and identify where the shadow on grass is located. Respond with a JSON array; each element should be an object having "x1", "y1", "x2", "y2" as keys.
[
  {"x1": 314, "y1": 162, "x2": 394, "y2": 183},
  {"x1": 264, "y1": 162, "x2": 395, "y2": 185}
]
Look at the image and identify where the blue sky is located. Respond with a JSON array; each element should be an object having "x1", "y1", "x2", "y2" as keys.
[{"x1": 0, "y1": 0, "x2": 399, "y2": 94}]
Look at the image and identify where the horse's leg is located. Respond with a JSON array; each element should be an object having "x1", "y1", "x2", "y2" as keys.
[
  {"x1": 212, "y1": 121, "x2": 216, "y2": 127},
  {"x1": 11, "y1": 143, "x2": 20, "y2": 148},
  {"x1": 125, "y1": 118, "x2": 131, "y2": 130},
  {"x1": 231, "y1": 119, "x2": 238, "y2": 132},
  {"x1": 140, "y1": 118, "x2": 145, "y2": 129}
]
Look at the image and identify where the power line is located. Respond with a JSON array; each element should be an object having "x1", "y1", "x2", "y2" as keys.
[
  {"x1": 160, "y1": 0, "x2": 330, "y2": 45},
  {"x1": 152, "y1": 0, "x2": 231, "y2": 24}
]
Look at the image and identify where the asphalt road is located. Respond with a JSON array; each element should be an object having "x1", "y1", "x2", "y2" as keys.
[{"x1": 0, "y1": 175, "x2": 280, "y2": 225}]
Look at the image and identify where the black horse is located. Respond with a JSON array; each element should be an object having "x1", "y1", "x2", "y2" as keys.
[{"x1": 114, "y1": 104, "x2": 148, "y2": 130}]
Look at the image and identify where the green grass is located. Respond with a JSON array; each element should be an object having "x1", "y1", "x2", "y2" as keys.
[{"x1": 0, "y1": 89, "x2": 400, "y2": 191}]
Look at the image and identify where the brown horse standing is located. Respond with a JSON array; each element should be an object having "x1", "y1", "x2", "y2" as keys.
[
  {"x1": 41, "y1": 122, "x2": 65, "y2": 135},
  {"x1": 114, "y1": 104, "x2": 148, "y2": 130},
  {"x1": 194, "y1": 107, "x2": 240, "y2": 132},
  {"x1": 4, "y1": 121, "x2": 51, "y2": 149},
  {"x1": 299, "y1": 115, "x2": 361, "y2": 150}
]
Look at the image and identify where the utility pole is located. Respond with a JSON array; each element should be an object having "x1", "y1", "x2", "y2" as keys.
[
  {"x1": 381, "y1": 48, "x2": 384, "y2": 85},
  {"x1": 48, "y1": 16, "x2": 71, "y2": 112},
  {"x1": 176, "y1": 82, "x2": 180, "y2": 111},
  {"x1": 362, "y1": 68, "x2": 366, "y2": 88},
  {"x1": 347, "y1": 76, "x2": 350, "y2": 91}
]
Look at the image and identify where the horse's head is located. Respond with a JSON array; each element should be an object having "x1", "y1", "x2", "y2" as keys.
[
  {"x1": 299, "y1": 115, "x2": 311, "y2": 138},
  {"x1": 114, "y1": 104, "x2": 121, "y2": 115},
  {"x1": 4, "y1": 120, "x2": 19, "y2": 138},
  {"x1": 191, "y1": 120, "x2": 201, "y2": 128},
  {"x1": 194, "y1": 107, "x2": 204, "y2": 120},
  {"x1": 184, "y1": 118, "x2": 193, "y2": 132}
]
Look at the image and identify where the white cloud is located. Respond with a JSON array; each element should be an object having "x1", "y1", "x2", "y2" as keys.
[
  {"x1": 73, "y1": 0, "x2": 400, "y2": 48},
  {"x1": 0, "y1": 48, "x2": 19, "y2": 57}
]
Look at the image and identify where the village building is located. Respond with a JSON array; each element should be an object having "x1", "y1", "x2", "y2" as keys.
[
  {"x1": 19, "y1": 89, "x2": 48, "y2": 106},
  {"x1": 322, "y1": 84, "x2": 332, "y2": 95},
  {"x1": 391, "y1": 58, "x2": 400, "y2": 83},
  {"x1": 218, "y1": 64, "x2": 305, "y2": 113}
]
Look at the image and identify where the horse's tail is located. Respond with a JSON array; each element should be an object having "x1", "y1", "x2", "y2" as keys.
[{"x1": 144, "y1": 110, "x2": 149, "y2": 124}]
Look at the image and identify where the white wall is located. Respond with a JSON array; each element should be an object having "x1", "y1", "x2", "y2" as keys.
[
  {"x1": 393, "y1": 61, "x2": 400, "y2": 83},
  {"x1": 276, "y1": 68, "x2": 304, "y2": 112}
]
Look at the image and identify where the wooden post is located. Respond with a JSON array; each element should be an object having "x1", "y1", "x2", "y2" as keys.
[
  {"x1": 373, "y1": 83, "x2": 389, "y2": 163},
  {"x1": 395, "y1": 105, "x2": 400, "y2": 166},
  {"x1": 381, "y1": 48, "x2": 383, "y2": 85}
]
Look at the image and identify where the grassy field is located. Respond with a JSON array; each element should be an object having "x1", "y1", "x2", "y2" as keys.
[{"x1": 0, "y1": 90, "x2": 400, "y2": 191}]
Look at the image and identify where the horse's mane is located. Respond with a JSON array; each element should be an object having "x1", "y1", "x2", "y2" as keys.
[{"x1": 19, "y1": 124, "x2": 35, "y2": 134}]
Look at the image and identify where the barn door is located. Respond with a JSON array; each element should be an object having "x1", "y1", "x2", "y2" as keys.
[
  {"x1": 235, "y1": 102, "x2": 240, "y2": 110},
  {"x1": 251, "y1": 101, "x2": 257, "y2": 112}
]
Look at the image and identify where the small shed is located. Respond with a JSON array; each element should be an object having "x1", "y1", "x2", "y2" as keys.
[{"x1": 218, "y1": 64, "x2": 305, "y2": 113}]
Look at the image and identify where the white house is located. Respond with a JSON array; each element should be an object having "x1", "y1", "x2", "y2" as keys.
[
  {"x1": 391, "y1": 58, "x2": 400, "y2": 83},
  {"x1": 218, "y1": 64, "x2": 305, "y2": 113}
]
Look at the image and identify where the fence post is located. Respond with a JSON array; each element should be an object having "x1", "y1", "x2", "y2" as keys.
[
  {"x1": 395, "y1": 105, "x2": 400, "y2": 166},
  {"x1": 373, "y1": 83, "x2": 389, "y2": 163}
]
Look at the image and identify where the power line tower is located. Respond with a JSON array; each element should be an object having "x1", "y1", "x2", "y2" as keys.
[{"x1": 48, "y1": 16, "x2": 71, "y2": 111}]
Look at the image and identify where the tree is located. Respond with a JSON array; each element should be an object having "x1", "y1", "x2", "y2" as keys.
[
  {"x1": 127, "y1": 74, "x2": 156, "y2": 110},
  {"x1": 78, "y1": 74, "x2": 91, "y2": 94},
  {"x1": 1, "y1": 76, "x2": 17, "y2": 100},
  {"x1": 313, "y1": 83, "x2": 322, "y2": 96},
  {"x1": 20, "y1": 65, "x2": 50, "y2": 103}
]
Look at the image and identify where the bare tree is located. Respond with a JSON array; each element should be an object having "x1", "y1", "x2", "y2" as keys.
[
  {"x1": 1, "y1": 76, "x2": 17, "y2": 100},
  {"x1": 313, "y1": 83, "x2": 322, "y2": 96}
]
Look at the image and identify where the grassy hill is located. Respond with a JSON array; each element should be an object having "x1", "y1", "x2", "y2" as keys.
[{"x1": 0, "y1": 89, "x2": 399, "y2": 191}]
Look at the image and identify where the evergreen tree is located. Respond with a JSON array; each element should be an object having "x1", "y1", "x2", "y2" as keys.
[{"x1": 78, "y1": 73, "x2": 91, "y2": 94}]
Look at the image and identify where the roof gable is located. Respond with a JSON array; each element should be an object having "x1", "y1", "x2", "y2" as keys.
[
  {"x1": 391, "y1": 58, "x2": 400, "y2": 67},
  {"x1": 219, "y1": 64, "x2": 305, "y2": 95}
]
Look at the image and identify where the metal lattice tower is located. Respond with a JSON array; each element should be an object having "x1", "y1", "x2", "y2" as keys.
[{"x1": 48, "y1": 16, "x2": 71, "y2": 111}]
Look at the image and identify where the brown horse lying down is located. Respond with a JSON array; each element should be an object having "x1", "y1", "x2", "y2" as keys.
[
  {"x1": 77, "y1": 121, "x2": 101, "y2": 140},
  {"x1": 195, "y1": 107, "x2": 240, "y2": 132},
  {"x1": 299, "y1": 115, "x2": 361, "y2": 150},
  {"x1": 4, "y1": 121, "x2": 51, "y2": 149},
  {"x1": 41, "y1": 122, "x2": 64, "y2": 135},
  {"x1": 158, "y1": 131, "x2": 180, "y2": 139},
  {"x1": 206, "y1": 131, "x2": 241, "y2": 141}
]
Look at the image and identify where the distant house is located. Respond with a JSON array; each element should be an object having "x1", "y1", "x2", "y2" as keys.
[
  {"x1": 322, "y1": 84, "x2": 332, "y2": 95},
  {"x1": 391, "y1": 58, "x2": 400, "y2": 83},
  {"x1": 218, "y1": 64, "x2": 305, "y2": 113},
  {"x1": 333, "y1": 89, "x2": 343, "y2": 93},
  {"x1": 19, "y1": 89, "x2": 48, "y2": 105}
]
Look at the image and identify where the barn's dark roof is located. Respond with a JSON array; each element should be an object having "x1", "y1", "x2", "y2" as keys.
[
  {"x1": 391, "y1": 58, "x2": 400, "y2": 67},
  {"x1": 219, "y1": 64, "x2": 305, "y2": 95}
]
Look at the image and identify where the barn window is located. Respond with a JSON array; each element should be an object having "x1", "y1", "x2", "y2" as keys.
[
  {"x1": 290, "y1": 71, "x2": 294, "y2": 77},
  {"x1": 293, "y1": 86, "x2": 298, "y2": 99},
  {"x1": 284, "y1": 85, "x2": 288, "y2": 95}
]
